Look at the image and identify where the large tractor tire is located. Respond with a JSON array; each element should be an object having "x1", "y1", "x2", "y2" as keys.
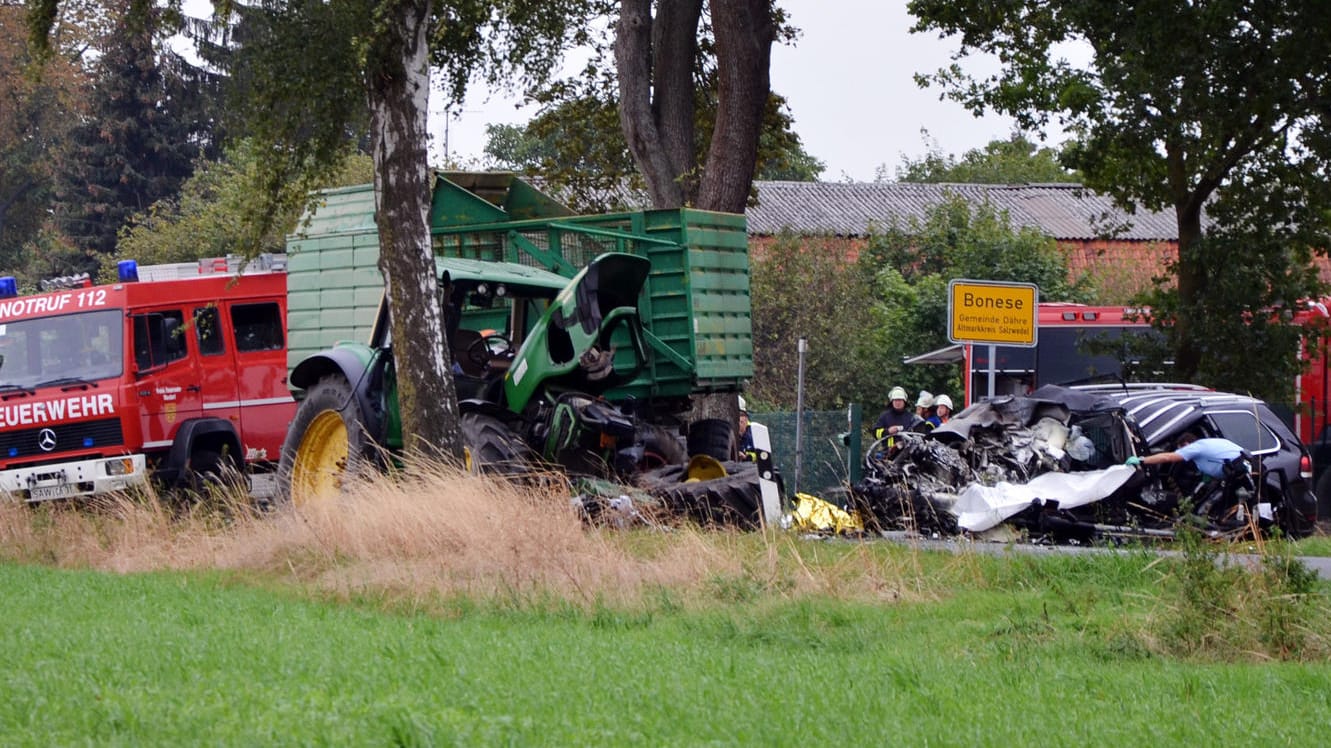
[
  {"x1": 638, "y1": 459, "x2": 763, "y2": 529},
  {"x1": 277, "y1": 374, "x2": 377, "y2": 506},
  {"x1": 637, "y1": 423, "x2": 687, "y2": 470},
  {"x1": 461, "y1": 412, "x2": 531, "y2": 475},
  {"x1": 687, "y1": 418, "x2": 735, "y2": 462}
]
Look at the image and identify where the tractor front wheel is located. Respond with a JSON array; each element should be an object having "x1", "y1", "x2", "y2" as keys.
[{"x1": 277, "y1": 375, "x2": 376, "y2": 506}]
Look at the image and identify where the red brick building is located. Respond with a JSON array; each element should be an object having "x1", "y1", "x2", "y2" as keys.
[{"x1": 746, "y1": 181, "x2": 1181, "y2": 302}]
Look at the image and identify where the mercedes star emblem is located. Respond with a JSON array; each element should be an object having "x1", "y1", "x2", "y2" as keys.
[{"x1": 38, "y1": 428, "x2": 57, "y2": 452}]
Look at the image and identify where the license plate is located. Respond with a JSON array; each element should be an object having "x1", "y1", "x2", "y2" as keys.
[{"x1": 30, "y1": 483, "x2": 77, "y2": 501}]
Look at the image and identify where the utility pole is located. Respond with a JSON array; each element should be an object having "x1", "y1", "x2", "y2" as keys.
[{"x1": 440, "y1": 104, "x2": 480, "y2": 166}]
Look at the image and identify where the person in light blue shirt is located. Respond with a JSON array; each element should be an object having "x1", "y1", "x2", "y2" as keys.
[{"x1": 1125, "y1": 432, "x2": 1243, "y2": 479}]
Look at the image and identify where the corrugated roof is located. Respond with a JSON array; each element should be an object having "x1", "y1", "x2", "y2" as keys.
[{"x1": 748, "y1": 181, "x2": 1182, "y2": 241}]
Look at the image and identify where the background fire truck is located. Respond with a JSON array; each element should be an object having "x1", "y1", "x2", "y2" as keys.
[{"x1": 0, "y1": 255, "x2": 294, "y2": 502}]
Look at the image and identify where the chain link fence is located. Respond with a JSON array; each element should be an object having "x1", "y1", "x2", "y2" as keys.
[{"x1": 751, "y1": 406, "x2": 866, "y2": 500}]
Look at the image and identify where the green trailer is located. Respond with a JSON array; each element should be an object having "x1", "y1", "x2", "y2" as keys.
[
  {"x1": 285, "y1": 172, "x2": 753, "y2": 401},
  {"x1": 280, "y1": 172, "x2": 767, "y2": 526}
]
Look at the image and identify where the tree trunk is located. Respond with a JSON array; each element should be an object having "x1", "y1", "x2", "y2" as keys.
[
  {"x1": 687, "y1": 0, "x2": 776, "y2": 429},
  {"x1": 614, "y1": 0, "x2": 776, "y2": 436},
  {"x1": 697, "y1": 0, "x2": 775, "y2": 213},
  {"x1": 366, "y1": 0, "x2": 463, "y2": 460},
  {"x1": 615, "y1": 0, "x2": 700, "y2": 208}
]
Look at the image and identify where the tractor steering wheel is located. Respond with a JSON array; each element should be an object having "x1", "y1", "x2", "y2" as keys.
[{"x1": 466, "y1": 333, "x2": 512, "y2": 369}]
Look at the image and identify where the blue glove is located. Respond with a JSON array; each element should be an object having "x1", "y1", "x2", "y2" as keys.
[{"x1": 1125, "y1": 456, "x2": 1142, "y2": 467}]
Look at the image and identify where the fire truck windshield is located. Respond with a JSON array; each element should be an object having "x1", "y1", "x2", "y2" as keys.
[{"x1": 0, "y1": 309, "x2": 123, "y2": 388}]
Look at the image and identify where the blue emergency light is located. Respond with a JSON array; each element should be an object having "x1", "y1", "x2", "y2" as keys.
[
  {"x1": 0, "y1": 276, "x2": 16, "y2": 298},
  {"x1": 118, "y1": 260, "x2": 140, "y2": 283}
]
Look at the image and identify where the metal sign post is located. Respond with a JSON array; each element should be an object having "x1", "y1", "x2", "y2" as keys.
[{"x1": 794, "y1": 337, "x2": 807, "y2": 495}]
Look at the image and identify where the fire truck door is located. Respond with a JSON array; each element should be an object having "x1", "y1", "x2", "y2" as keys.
[
  {"x1": 222, "y1": 301, "x2": 292, "y2": 463},
  {"x1": 131, "y1": 310, "x2": 205, "y2": 450},
  {"x1": 192, "y1": 305, "x2": 243, "y2": 447}
]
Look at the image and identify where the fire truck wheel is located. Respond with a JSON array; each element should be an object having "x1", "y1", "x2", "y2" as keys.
[
  {"x1": 461, "y1": 413, "x2": 530, "y2": 475},
  {"x1": 278, "y1": 374, "x2": 375, "y2": 506},
  {"x1": 184, "y1": 448, "x2": 245, "y2": 502}
]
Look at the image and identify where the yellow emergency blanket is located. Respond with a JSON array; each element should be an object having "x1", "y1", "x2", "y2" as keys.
[{"x1": 787, "y1": 493, "x2": 864, "y2": 535}]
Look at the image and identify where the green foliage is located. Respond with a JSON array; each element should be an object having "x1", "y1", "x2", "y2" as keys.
[
  {"x1": 753, "y1": 92, "x2": 825, "y2": 182},
  {"x1": 484, "y1": 85, "x2": 646, "y2": 213},
  {"x1": 210, "y1": 0, "x2": 371, "y2": 256},
  {"x1": 52, "y1": 3, "x2": 196, "y2": 269},
  {"x1": 1157, "y1": 526, "x2": 1325, "y2": 660},
  {"x1": 893, "y1": 131, "x2": 1080, "y2": 184},
  {"x1": 482, "y1": 13, "x2": 821, "y2": 213},
  {"x1": 9, "y1": 227, "x2": 96, "y2": 291},
  {"x1": 862, "y1": 194, "x2": 1088, "y2": 299},
  {"x1": 846, "y1": 195, "x2": 1091, "y2": 406},
  {"x1": 0, "y1": 5, "x2": 84, "y2": 268},
  {"x1": 748, "y1": 233, "x2": 879, "y2": 410},
  {"x1": 3, "y1": 548, "x2": 1331, "y2": 744},
  {"x1": 751, "y1": 196, "x2": 1090, "y2": 410},
  {"x1": 482, "y1": 123, "x2": 551, "y2": 172},
  {"x1": 202, "y1": 0, "x2": 601, "y2": 249},
  {"x1": 1137, "y1": 228, "x2": 1326, "y2": 404},
  {"x1": 482, "y1": 86, "x2": 823, "y2": 213},
  {"x1": 909, "y1": 0, "x2": 1331, "y2": 382},
  {"x1": 104, "y1": 143, "x2": 373, "y2": 280}
]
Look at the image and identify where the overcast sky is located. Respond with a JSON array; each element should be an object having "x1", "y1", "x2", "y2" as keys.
[{"x1": 429, "y1": 1, "x2": 1040, "y2": 183}]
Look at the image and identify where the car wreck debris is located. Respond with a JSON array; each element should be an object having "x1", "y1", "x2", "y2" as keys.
[{"x1": 848, "y1": 385, "x2": 1318, "y2": 543}]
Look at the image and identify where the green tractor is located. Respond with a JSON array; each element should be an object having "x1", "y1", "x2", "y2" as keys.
[{"x1": 278, "y1": 174, "x2": 771, "y2": 524}]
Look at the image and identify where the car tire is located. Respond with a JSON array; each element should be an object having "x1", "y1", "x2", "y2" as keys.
[
  {"x1": 1276, "y1": 489, "x2": 1317, "y2": 539},
  {"x1": 1315, "y1": 470, "x2": 1331, "y2": 525}
]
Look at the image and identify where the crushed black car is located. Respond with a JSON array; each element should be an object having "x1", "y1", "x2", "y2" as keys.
[{"x1": 849, "y1": 384, "x2": 1318, "y2": 542}]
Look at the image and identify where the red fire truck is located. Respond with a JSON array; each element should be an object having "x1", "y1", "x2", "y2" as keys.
[
  {"x1": 0, "y1": 256, "x2": 295, "y2": 502},
  {"x1": 954, "y1": 303, "x2": 1163, "y2": 406}
]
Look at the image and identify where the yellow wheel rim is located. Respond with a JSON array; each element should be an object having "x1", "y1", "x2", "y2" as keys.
[{"x1": 289, "y1": 410, "x2": 349, "y2": 506}]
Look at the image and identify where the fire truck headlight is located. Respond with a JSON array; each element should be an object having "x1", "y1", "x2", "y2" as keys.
[{"x1": 105, "y1": 458, "x2": 135, "y2": 476}]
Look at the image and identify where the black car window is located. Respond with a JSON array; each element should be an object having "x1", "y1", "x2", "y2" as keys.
[{"x1": 1206, "y1": 410, "x2": 1280, "y2": 455}]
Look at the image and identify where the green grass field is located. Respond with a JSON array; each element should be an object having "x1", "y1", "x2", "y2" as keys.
[
  {"x1": 3, "y1": 550, "x2": 1330, "y2": 745},
  {"x1": 2, "y1": 467, "x2": 1329, "y2": 745}
]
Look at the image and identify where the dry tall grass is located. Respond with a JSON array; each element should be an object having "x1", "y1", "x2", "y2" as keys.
[{"x1": 0, "y1": 458, "x2": 955, "y2": 612}]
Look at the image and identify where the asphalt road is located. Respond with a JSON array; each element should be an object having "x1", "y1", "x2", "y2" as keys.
[{"x1": 875, "y1": 532, "x2": 1331, "y2": 580}]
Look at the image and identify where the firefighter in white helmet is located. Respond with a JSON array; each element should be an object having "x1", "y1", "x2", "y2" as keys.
[
  {"x1": 873, "y1": 386, "x2": 923, "y2": 451},
  {"x1": 737, "y1": 394, "x2": 756, "y2": 458},
  {"x1": 926, "y1": 394, "x2": 954, "y2": 429},
  {"x1": 914, "y1": 390, "x2": 934, "y2": 419}
]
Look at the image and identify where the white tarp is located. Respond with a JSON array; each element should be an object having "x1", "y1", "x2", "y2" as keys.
[{"x1": 953, "y1": 464, "x2": 1137, "y2": 532}]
